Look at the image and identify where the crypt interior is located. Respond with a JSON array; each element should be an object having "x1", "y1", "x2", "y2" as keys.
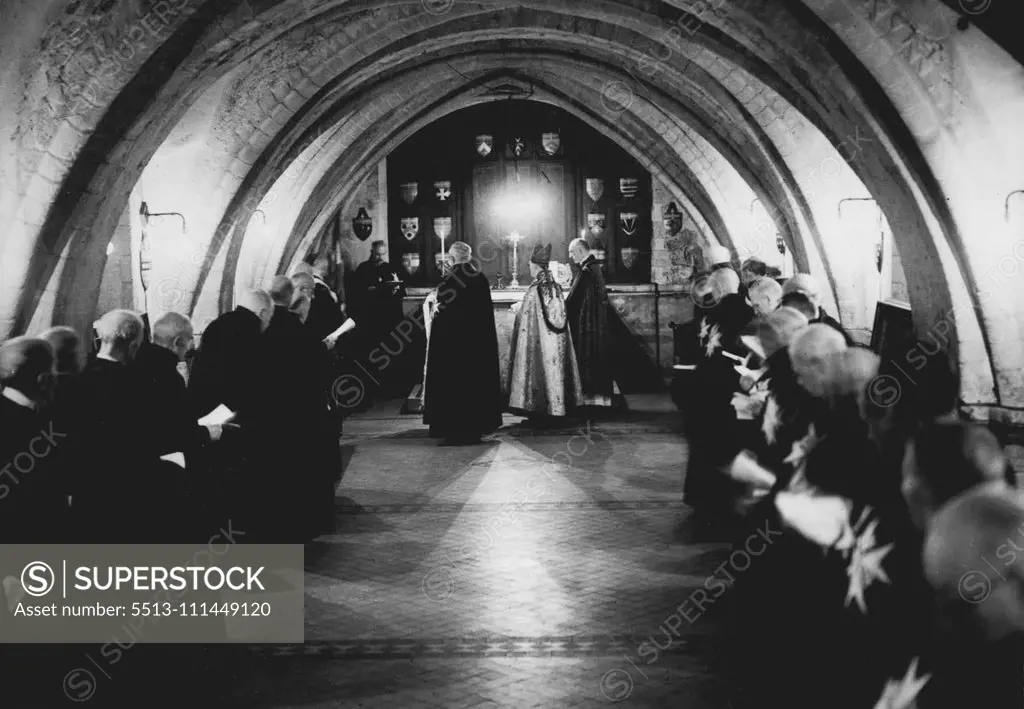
[{"x1": 1, "y1": 0, "x2": 1024, "y2": 706}]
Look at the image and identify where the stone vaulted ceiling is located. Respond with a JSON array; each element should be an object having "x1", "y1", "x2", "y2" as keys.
[{"x1": 0, "y1": 0, "x2": 1022, "y2": 421}]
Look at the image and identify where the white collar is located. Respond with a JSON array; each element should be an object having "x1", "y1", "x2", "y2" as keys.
[{"x1": 2, "y1": 388, "x2": 37, "y2": 411}]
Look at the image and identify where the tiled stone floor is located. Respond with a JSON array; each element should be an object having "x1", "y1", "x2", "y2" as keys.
[
  {"x1": 226, "y1": 395, "x2": 743, "y2": 708},
  {"x1": 16, "y1": 396, "x2": 745, "y2": 708}
]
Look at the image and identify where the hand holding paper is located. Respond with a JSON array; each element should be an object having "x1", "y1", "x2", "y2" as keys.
[
  {"x1": 160, "y1": 452, "x2": 186, "y2": 468},
  {"x1": 198, "y1": 404, "x2": 236, "y2": 427}
]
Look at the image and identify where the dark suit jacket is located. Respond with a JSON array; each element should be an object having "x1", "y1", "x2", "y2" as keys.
[
  {"x1": 132, "y1": 343, "x2": 211, "y2": 459},
  {"x1": 814, "y1": 309, "x2": 856, "y2": 346},
  {"x1": 264, "y1": 306, "x2": 329, "y2": 427},
  {"x1": 0, "y1": 394, "x2": 68, "y2": 541},
  {"x1": 188, "y1": 307, "x2": 264, "y2": 422}
]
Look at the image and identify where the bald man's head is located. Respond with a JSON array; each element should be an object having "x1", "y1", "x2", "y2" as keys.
[
  {"x1": 94, "y1": 310, "x2": 145, "y2": 363},
  {"x1": 748, "y1": 277, "x2": 782, "y2": 316},
  {"x1": 41, "y1": 326, "x2": 83, "y2": 375},
  {"x1": 755, "y1": 307, "x2": 809, "y2": 360},
  {"x1": 152, "y1": 312, "x2": 195, "y2": 362},
  {"x1": 269, "y1": 275, "x2": 294, "y2": 306},
  {"x1": 782, "y1": 273, "x2": 821, "y2": 309},
  {"x1": 292, "y1": 262, "x2": 314, "y2": 277},
  {"x1": 925, "y1": 487, "x2": 1024, "y2": 640},
  {"x1": 312, "y1": 257, "x2": 330, "y2": 277},
  {"x1": 790, "y1": 324, "x2": 848, "y2": 397},
  {"x1": 237, "y1": 290, "x2": 274, "y2": 332},
  {"x1": 0, "y1": 337, "x2": 55, "y2": 404},
  {"x1": 904, "y1": 422, "x2": 1012, "y2": 531}
]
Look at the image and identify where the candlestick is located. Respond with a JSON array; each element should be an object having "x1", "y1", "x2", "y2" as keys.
[{"x1": 509, "y1": 231, "x2": 522, "y2": 288}]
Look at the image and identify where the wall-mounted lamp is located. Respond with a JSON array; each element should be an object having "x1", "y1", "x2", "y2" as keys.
[
  {"x1": 139, "y1": 201, "x2": 187, "y2": 232},
  {"x1": 1005, "y1": 190, "x2": 1024, "y2": 221},
  {"x1": 252, "y1": 209, "x2": 267, "y2": 224},
  {"x1": 837, "y1": 197, "x2": 876, "y2": 218}
]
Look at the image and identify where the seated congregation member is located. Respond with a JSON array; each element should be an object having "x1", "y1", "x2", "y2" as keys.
[
  {"x1": 188, "y1": 289, "x2": 273, "y2": 422},
  {"x1": 779, "y1": 289, "x2": 818, "y2": 321},
  {"x1": 134, "y1": 313, "x2": 223, "y2": 458},
  {"x1": 265, "y1": 276, "x2": 338, "y2": 539},
  {"x1": 745, "y1": 276, "x2": 782, "y2": 318},
  {"x1": 423, "y1": 241, "x2": 502, "y2": 444},
  {"x1": 683, "y1": 268, "x2": 755, "y2": 529},
  {"x1": 732, "y1": 306, "x2": 810, "y2": 488},
  {"x1": 40, "y1": 326, "x2": 86, "y2": 495},
  {"x1": 132, "y1": 312, "x2": 223, "y2": 539},
  {"x1": 0, "y1": 338, "x2": 66, "y2": 542},
  {"x1": 507, "y1": 244, "x2": 583, "y2": 424},
  {"x1": 758, "y1": 348, "x2": 922, "y2": 709},
  {"x1": 902, "y1": 421, "x2": 1014, "y2": 533},
  {"x1": 781, "y1": 273, "x2": 855, "y2": 345},
  {"x1": 75, "y1": 310, "x2": 160, "y2": 540},
  {"x1": 294, "y1": 271, "x2": 357, "y2": 423},
  {"x1": 739, "y1": 257, "x2": 767, "y2": 296},
  {"x1": 290, "y1": 293, "x2": 311, "y2": 324},
  {"x1": 922, "y1": 487, "x2": 1024, "y2": 708}
]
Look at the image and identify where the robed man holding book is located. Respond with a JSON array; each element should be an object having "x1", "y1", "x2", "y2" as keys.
[
  {"x1": 507, "y1": 243, "x2": 582, "y2": 421},
  {"x1": 423, "y1": 242, "x2": 502, "y2": 444}
]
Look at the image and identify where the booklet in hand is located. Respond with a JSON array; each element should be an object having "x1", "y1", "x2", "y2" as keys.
[
  {"x1": 198, "y1": 404, "x2": 236, "y2": 427},
  {"x1": 160, "y1": 452, "x2": 186, "y2": 468}
]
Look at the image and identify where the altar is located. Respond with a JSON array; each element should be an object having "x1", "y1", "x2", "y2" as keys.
[{"x1": 402, "y1": 283, "x2": 692, "y2": 393}]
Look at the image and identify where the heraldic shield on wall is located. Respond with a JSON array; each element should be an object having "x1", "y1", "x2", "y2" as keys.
[
  {"x1": 433, "y1": 217, "x2": 453, "y2": 241},
  {"x1": 401, "y1": 181, "x2": 418, "y2": 205},
  {"x1": 401, "y1": 217, "x2": 419, "y2": 241},
  {"x1": 435, "y1": 181, "x2": 452, "y2": 201},
  {"x1": 588, "y1": 213, "x2": 606, "y2": 237},
  {"x1": 352, "y1": 207, "x2": 373, "y2": 241},
  {"x1": 619, "y1": 177, "x2": 639, "y2": 199},
  {"x1": 621, "y1": 246, "x2": 640, "y2": 270},
  {"x1": 620, "y1": 211, "x2": 639, "y2": 236},
  {"x1": 663, "y1": 202, "x2": 683, "y2": 236},
  {"x1": 586, "y1": 178, "x2": 604, "y2": 203},
  {"x1": 402, "y1": 252, "x2": 421, "y2": 276},
  {"x1": 541, "y1": 132, "x2": 561, "y2": 155},
  {"x1": 475, "y1": 134, "x2": 493, "y2": 157}
]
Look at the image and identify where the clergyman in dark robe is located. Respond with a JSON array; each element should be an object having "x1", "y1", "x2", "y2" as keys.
[
  {"x1": 566, "y1": 237, "x2": 615, "y2": 408},
  {"x1": 682, "y1": 268, "x2": 756, "y2": 527},
  {"x1": 187, "y1": 290, "x2": 273, "y2": 422},
  {"x1": 350, "y1": 240, "x2": 405, "y2": 399},
  {"x1": 75, "y1": 310, "x2": 161, "y2": 541},
  {"x1": 423, "y1": 241, "x2": 502, "y2": 444},
  {"x1": 264, "y1": 276, "x2": 339, "y2": 540},
  {"x1": 131, "y1": 312, "x2": 222, "y2": 540},
  {"x1": 507, "y1": 243, "x2": 582, "y2": 422},
  {"x1": 0, "y1": 337, "x2": 65, "y2": 543}
]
